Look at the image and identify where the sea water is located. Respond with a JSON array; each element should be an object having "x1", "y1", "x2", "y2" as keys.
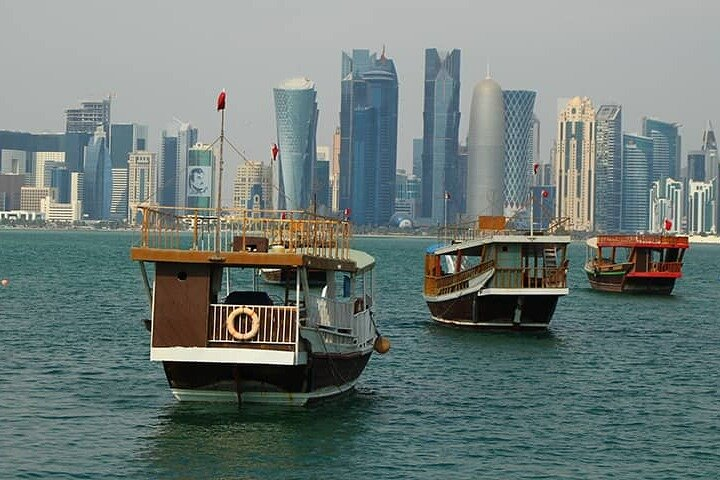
[{"x1": 0, "y1": 230, "x2": 718, "y2": 479}]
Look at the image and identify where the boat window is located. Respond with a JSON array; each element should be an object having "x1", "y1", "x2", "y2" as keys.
[{"x1": 177, "y1": 271, "x2": 187, "y2": 281}]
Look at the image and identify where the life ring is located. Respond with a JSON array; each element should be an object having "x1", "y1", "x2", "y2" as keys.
[{"x1": 226, "y1": 306, "x2": 260, "y2": 341}]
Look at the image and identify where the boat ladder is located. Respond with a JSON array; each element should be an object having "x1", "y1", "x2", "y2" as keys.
[{"x1": 543, "y1": 247, "x2": 558, "y2": 268}]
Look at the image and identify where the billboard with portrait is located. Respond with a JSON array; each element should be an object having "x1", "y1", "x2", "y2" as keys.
[{"x1": 187, "y1": 166, "x2": 212, "y2": 197}]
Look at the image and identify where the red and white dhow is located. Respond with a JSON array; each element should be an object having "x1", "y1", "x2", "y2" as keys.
[
  {"x1": 584, "y1": 233, "x2": 689, "y2": 294},
  {"x1": 130, "y1": 91, "x2": 388, "y2": 405}
]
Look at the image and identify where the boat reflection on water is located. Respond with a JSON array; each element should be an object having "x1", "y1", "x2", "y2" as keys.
[{"x1": 143, "y1": 398, "x2": 372, "y2": 477}]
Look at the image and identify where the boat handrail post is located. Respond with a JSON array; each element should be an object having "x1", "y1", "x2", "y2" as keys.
[
  {"x1": 192, "y1": 209, "x2": 199, "y2": 250},
  {"x1": 295, "y1": 267, "x2": 301, "y2": 363}
]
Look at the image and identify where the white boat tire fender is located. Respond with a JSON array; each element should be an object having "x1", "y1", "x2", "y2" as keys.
[{"x1": 226, "y1": 307, "x2": 260, "y2": 341}]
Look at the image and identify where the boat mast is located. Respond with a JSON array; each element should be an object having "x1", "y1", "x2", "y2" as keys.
[{"x1": 215, "y1": 90, "x2": 226, "y2": 255}]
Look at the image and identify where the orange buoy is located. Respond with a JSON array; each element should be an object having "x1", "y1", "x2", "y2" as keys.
[{"x1": 374, "y1": 336, "x2": 391, "y2": 354}]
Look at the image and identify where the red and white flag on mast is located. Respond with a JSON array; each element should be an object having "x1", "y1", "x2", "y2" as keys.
[
  {"x1": 216, "y1": 89, "x2": 226, "y2": 111},
  {"x1": 664, "y1": 218, "x2": 673, "y2": 231},
  {"x1": 533, "y1": 163, "x2": 540, "y2": 175},
  {"x1": 271, "y1": 143, "x2": 279, "y2": 161}
]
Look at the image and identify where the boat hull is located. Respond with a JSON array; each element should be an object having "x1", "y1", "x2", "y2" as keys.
[
  {"x1": 585, "y1": 269, "x2": 677, "y2": 294},
  {"x1": 161, "y1": 351, "x2": 372, "y2": 406},
  {"x1": 425, "y1": 290, "x2": 562, "y2": 330}
]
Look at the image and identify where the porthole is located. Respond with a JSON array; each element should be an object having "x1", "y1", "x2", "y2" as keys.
[{"x1": 177, "y1": 271, "x2": 188, "y2": 281}]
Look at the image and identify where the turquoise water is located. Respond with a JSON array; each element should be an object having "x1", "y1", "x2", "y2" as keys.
[{"x1": 1, "y1": 230, "x2": 718, "y2": 479}]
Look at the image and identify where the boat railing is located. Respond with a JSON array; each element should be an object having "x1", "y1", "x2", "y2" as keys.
[
  {"x1": 492, "y1": 263, "x2": 568, "y2": 289},
  {"x1": 209, "y1": 303, "x2": 298, "y2": 345},
  {"x1": 306, "y1": 295, "x2": 375, "y2": 347},
  {"x1": 597, "y1": 234, "x2": 689, "y2": 248},
  {"x1": 136, "y1": 206, "x2": 351, "y2": 260},
  {"x1": 648, "y1": 261, "x2": 683, "y2": 273},
  {"x1": 425, "y1": 260, "x2": 495, "y2": 296}
]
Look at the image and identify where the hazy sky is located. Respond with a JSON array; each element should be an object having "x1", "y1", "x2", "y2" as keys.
[{"x1": 1, "y1": 0, "x2": 718, "y2": 194}]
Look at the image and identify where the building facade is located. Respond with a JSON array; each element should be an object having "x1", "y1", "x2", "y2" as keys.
[
  {"x1": 502, "y1": 89, "x2": 536, "y2": 217},
  {"x1": 232, "y1": 160, "x2": 272, "y2": 211},
  {"x1": 687, "y1": 180, "x2": 716, "y2": 234},
  {"x1": 594, "y1": 104, "x2": 622, "y2": 232},
  {"x1": 642, "y1": 117, "x2": 681, "y2": 182},
  {"x1": 65, "y1": 97, "x2": 111, "y2": 147},
  {"x1": 83, "y1": 126, "x2": 112, "y2": 219},
  {"x1": 649, "y1": 178, "x2": 683, "y2": 233},
  {"x1": 467, "y1": 76, "x2": 505, "y2": 218},
  {"x1": 620, "y1": 133, "x2": 653, "y2": 232},
  {"x1": 421, "y1": 48, "x2": 461, "y2": 224},
  {"x1": 273, "y1": 78, "x2": 319, "y2": 211},
  {"x1": 339, "y1": 48, "x2": 399, "y2": 226},
  {"x1": 554, "y1": 97, "x2": 596, "y2": 231},
  {"x1": 127, "y1": 151, "x2": 157, "y2": 225},
  {"x1": 186, "y1": 144, "x2": 214, "y2": 209}
]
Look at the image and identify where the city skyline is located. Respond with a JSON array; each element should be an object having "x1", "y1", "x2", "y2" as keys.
[{"x1": 0, "y1": 1, "x2": 717, "y2": 184}]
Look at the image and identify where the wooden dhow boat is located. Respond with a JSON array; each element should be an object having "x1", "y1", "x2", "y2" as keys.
[
  {"x1": 130, "y1": 90, "x2": 388, "y2": 405},
  {"x1": 584, "y1": 234, "x2": 689, "y2": 294},
  {"x1": 423, "y1": 216, "x2": 570, "y2": 330}
]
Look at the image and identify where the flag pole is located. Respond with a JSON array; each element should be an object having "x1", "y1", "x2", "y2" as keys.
[{"x1": 214, "y1": 90, "x2": 226, "y2": 256}]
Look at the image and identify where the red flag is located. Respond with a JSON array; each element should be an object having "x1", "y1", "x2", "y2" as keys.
[
  {"x1": 216, "y1": 89, "x2": 226, "y2": 111},
  {"x1": 533, "y1": 163, "x2": 540, "y2": 175},
  {"x1": 271, "y1": 143, "x2": 279, "y2": 161},
  {"x1": 664, "y1": 218, "x2": 672, "y2": 231},
  {"x1": 541, "y1": 189, "x2": 549, "y2": 198}
]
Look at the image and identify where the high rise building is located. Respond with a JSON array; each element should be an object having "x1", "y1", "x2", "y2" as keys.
[
  {"x1": 421, "y1": 48, "x2": 461, "y2": 224},
  {"x1": 339, "y1": 48, "x2": 399, "y2": 226},
  {"x1": 687, "y1": 180, "x2": 716, "y2": 234},
  {"x1": 20, "y1": 186, "x2": 54, "y2": 211},
  {"x1": 687, "y1": 151, "x2": 706, "y2": 182},
  {"x1": 395, "y1": 169, "x2": 421, "y2": 219},
  {"x1": 701, "y1": 121, "x2": 718, "y2": 180},
  {"x1": 83, "y1": 126, "x2": 112, "y2": 219},
  {"x1": 33, "y1": 151, "x2": 65, "y2": 188},
  {"x1": 273, "y1": 78, "x2": 319, "y2": 211},
  {"x1": 158, "y1": 132, "x2": 179, "y2": 206},
  {"x1": 642, "y1": 117, "x2": 681, "y2": 181},
  {"x1": 314, "y1": 146, "x2": 331, "y2": 211},
  {"x1": 467, "y1": 76, "x2": 505, "y2": 218},
  {"x1": 620, "y1": 133, "x2": 653, "y2": 232},
  {"x1": 186, "y1": 143, "x2": 214, "y2": 209},
  {"x1": 412, "y1": 138, "x2": 423, "y2": 178},
  {"x1": 232, "y1": 160, "x2": 272, "y2": 210},
  {"x1": 65, "y1": 97, "x2": 111, "y2": 147},
  {"x1": 529, "y1": 115, "x2": 540, "y2": 174},
  {"x1": 110, "y1": 124, "x2": 148, "y2": 169},
  {"x1": 127, "y1": 151, "x2": 157, "y2": 225},
  {"x1": 594, "y1": 104, "x2": 622, "y2": 232},
  {"x1": 502, "y1": 89, "x2": 536, "y2": 217},
  {"x1": 331, "y1": 127, "x2": 341, "y2": 212},
  {"x1": 110, "y1": 168, "x2": 128, "y2": 220},
  {"x1": 51, "y1": 167, "x2": 71, "y2": 203},
  {"x1": 554, "y1": 97, "x2": 596, "y2": 231},
  {"x1": 0, "y1": 173, "x2": 24, "y2": 210},
  {"x1": 158, "y1": 123, "x2": 198, "y2": 209},
  {"x1": 649, "y1": 178, "x2": 683, "y2": 233}
]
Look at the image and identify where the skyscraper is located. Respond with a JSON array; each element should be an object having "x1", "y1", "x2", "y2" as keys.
[
  {"x1": 467, "y1": 76, "x2": 505, "y2": 218},
  {"x1": 66, "y1": 97, "x2": 111, "y2": 147},
  {"x1": 232, "y1": 160, "x2": 272, "y2": 210},
  {"x1": 83, "y1": 126, "x2": 111, "y2": 219},
  {"x1": 412, "y1": 138, "x2": 423, "y2": 178},
  {"x1": 687, "y1": 180, "x2": 716, "y2": 234},
  {"x1": 339, "y1": 48, "x2": 399, "y2": 226},
  {"x1": 594, "y1": 104, "x2": 622, "y2": 232},
  {"x1": 157, "y1": 122, "x2": 198, "y2": 209},
  {"x1": 331, "y1": 126, "x2": 340, "y2": 212},
  {"x1": 642, "y1": 117, "x2": 681, "y2": 181},
  {"x1": 649, "y1": 178, "x2": 683, "y2": 233},
  {"x1": 620, "y1": 133, "x2": 653, "y2": 232},
  {"x1": 273, "y1": 78, "x2": 319, "y2": 211},
  {"x1": 502, "y1": 90, "x2": 536, "y2": 217},
  {"x1": 110, "y1": 123, "x2": 148, "y2": 169},
  {"x1": 701, "y1": 121, "x2": 718, "y2": 180},
  {"x1": 158, "y1": 131, "x2": 178, "y2": 206},
  {"x1": 315, "y1": 146, "x2": 331, "y2": 211},
  {"x1": 127, "y1": 151, "x2": 157, "y2": 225},
  {"x1": 554, "y1": 97, "x2": 596, "y2": 231},
  {"x1": 421, "y1": 48, "x2": 461, "y2": 224},
  {"x1": 186, "y1": 143, "x2": 214, "y2": 209},
  {"x1": 687, "y1": 151, "x2": 706, "y2": 181}
]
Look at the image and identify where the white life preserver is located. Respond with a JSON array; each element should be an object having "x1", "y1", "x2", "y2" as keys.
[{"x1": 226, "y1": 306, "x2": 260, "y2": 341}]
